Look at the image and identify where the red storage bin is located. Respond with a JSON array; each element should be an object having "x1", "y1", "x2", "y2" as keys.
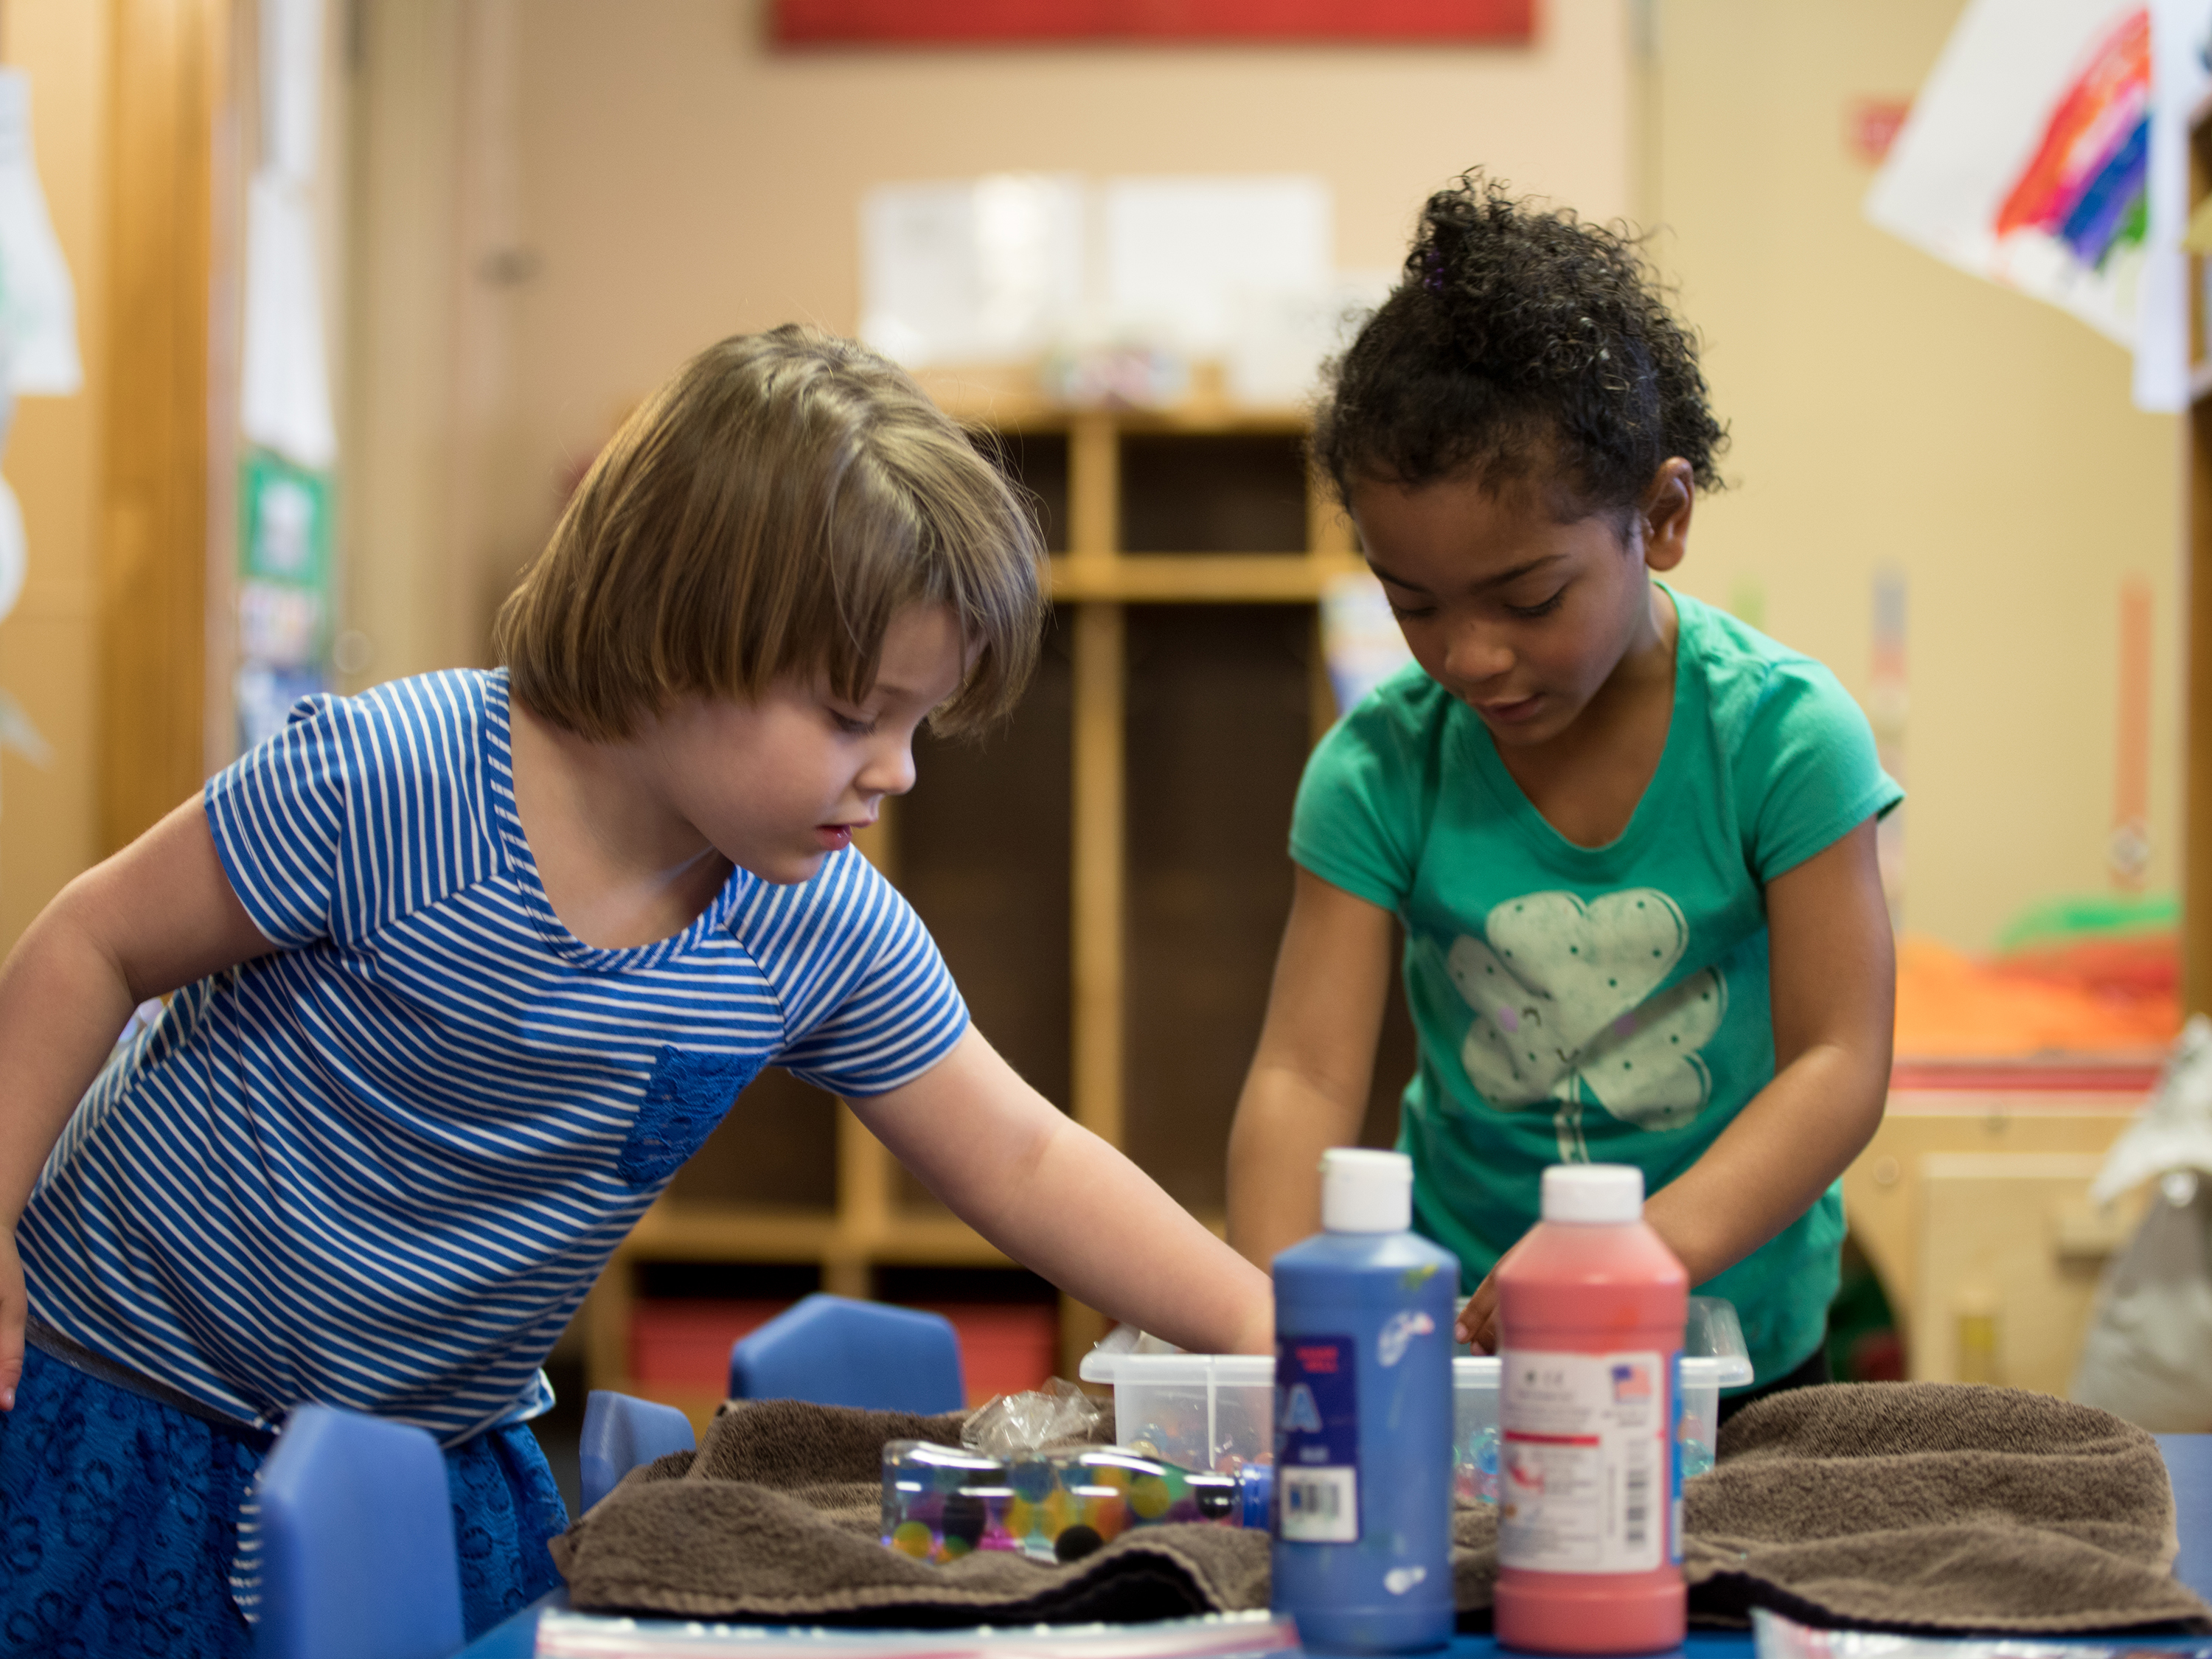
[
  {"x1": 628, "y1": 1298, "x2": 791, "y2": 1390},
  {"x1": 916, "y1": 1301, "x2": 1060, "y2": 1407}
]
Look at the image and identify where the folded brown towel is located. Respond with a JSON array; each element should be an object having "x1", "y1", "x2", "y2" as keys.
[
  {"x1": 1680, "y1": 1382, "x2": 2211, "y2": 1633},
  {"x1": 552, "y1": 1383, "x2": 2211, "y2": 1635},
  {"x1": 549, "y1": 1397, "x2": 1270, "y2": 1626}
]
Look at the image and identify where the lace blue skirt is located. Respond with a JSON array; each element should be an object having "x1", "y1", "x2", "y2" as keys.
[{"x1": 0, "y1": 1341, "x2": 569, "y2": 1657}]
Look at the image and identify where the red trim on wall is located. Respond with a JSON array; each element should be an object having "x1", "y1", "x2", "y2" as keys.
[{"x1": 773, "y1": 0, "x2": 1535, "y2": 46}]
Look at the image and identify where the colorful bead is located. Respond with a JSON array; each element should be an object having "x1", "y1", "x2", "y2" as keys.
[{"x1": 881, "y1": 1440, "x2": 1268, "y2": 1565}]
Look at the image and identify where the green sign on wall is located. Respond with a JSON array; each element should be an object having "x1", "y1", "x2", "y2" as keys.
[{"x1": 236, "y1": 448, "x2": 335, "y2": 751}]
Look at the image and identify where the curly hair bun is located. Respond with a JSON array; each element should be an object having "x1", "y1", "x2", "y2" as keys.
[{"x1": 1313, "y1": 172, "x2": 1726, "y2": 518}]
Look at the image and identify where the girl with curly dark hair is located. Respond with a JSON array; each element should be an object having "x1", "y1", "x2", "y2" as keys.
[{"x1": 1228, "y1": 175, "x2": 1899, "y2": 1418}]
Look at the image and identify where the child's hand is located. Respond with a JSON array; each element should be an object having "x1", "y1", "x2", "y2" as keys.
[
  {"x1": 1455, "y1": 1267, "x2": 1500, "y2": 1352},
  {"x1": 0, "y1": 1232, "x2": 21, "y2": 1411}
]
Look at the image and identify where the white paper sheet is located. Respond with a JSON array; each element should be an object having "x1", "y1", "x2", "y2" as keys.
[
  {"x1": 240, "y1": 171, "x2": 335, "y2": 468},
  {"x1": 1865, "y1": 0, "x2": 2151, "y2": 350},
  {"x1": 240, "y1": 0, "x2": 334, "y2": 467},
  {"x1": 1101, "y1": 175, "x2": 1332, "y2": 358},
  {"x1": 261, "y1": 0, "x2": 323, "y2": 178},
  {"x1": 1223, "y1": 268, "x2": 1392, "y2": 407},
  {"x1": 0, "y1": 475, "x2": 25, "y2": 629},
  {"x1": 2134, "y1": 0, "x2": 2212, "y2": 408},
  {"x1": 860, "y1": 174, "x2": 1085, "y2": 366},
  {"x1": 859, "y1": 172, "x2": 1347, "y2": 389},
  {"x1": 0, "y1": 69, "x2": 82, "y2": 397}
]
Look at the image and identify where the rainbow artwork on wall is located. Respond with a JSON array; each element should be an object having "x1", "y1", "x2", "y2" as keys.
[
  {"x1": 1867, "y1": 0, "x2": 2154, "y2": 347},
  {"x1": 1994, "y1": 10, "x2": 2150, "y2": 276}
]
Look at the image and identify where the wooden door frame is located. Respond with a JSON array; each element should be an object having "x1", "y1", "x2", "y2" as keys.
[{"x1": 98, "y1": 0, "x2": 234, "y2": 856}]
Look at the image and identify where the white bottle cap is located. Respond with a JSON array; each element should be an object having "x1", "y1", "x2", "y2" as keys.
[
  {"x1": 1541, "y1": 1164, "x2": 1644, "y2": 1224},
  {"x1": 1321, "y1": 1147, "x2": 1412, "y2": 1233}
]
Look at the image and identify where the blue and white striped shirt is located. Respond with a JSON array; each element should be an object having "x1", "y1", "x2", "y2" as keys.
[{"x1": 18, "y1": 669, "x2": 967, "y2": 1444}]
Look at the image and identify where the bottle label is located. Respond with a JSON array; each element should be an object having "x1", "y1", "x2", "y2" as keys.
[
  {"x1": 1498, "y1": 1348, "x2": 1670, "y2": 1574},
  {"x1": 1276, "y1": 1334, "x2": 1359, "y2": 1543}
]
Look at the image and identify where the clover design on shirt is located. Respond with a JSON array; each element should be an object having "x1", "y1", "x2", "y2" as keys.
[{"x1": 1444, "y1": 888, "x2": 1726, "y2": 1135}]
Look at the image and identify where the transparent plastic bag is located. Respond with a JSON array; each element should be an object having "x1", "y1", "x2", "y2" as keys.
[
  {"x1": 2071, "y1": 1170, "x2": 2212, "y2": 1430},
  {"x1": 959, "y1": 1377, "x2": 1102, "y2": 1460}
]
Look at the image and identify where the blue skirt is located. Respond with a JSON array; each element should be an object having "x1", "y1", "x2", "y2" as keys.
[{"x1": 0, "y1": 1341, "x2": 569, "y2": 1657}]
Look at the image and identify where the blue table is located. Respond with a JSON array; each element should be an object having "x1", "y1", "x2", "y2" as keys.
[{"x1": 454, "y1": 1435, "x2": 2212, "y2": 1658}]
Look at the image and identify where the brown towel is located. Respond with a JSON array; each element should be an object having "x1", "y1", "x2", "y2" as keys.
[
  {"x1": 549, "y1": 1397, "x2": 1270, "y2": 1626},
  {"x1": 1671, "y1": 1382, "x2": 2212, "y2": 1633},
  {"x1": 552, "y1": 1383, "x2": 2211, "y2": 1634}
]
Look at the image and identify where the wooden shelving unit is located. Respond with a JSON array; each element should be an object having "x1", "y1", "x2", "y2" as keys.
[{"x1": 580, "y1": 364, "x2": 1412, "y2": 1423}]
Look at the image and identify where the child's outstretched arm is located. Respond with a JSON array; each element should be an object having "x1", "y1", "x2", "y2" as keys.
[
  {"x1": 1458, "y1": 818, "x2": 1895, "y2": 1349},
  {"x1": 852, "y1": 1026, "x2": 1276, "y2": 1356},
  {"x1": 1224, "y1": 868, "x2": 1397, "y2": 1270},
  {"x1": 0, "y1": 799, "x2": 274, "y2": 1408}
]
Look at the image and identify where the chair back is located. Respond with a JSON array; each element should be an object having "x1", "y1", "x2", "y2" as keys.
[
  {"x1": 579, "y1": 1388, "x2": 696, "y2": 1512},
  {"x1": 728, "y1": 1293, "x2": 965, "y2": 1413},
  {"x1": 255, "y1": 1403, "x2": 463, "y2": 1659}
]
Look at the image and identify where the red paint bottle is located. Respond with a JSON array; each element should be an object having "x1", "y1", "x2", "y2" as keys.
[{"x1": 1495, "y1": 1165, "x2": 1688, "y2": 1655}]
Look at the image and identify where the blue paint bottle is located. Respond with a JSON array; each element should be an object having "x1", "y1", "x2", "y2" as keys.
[{"x1": 1272, "y1": 1149, "x2": 1458, "y2": 1654}]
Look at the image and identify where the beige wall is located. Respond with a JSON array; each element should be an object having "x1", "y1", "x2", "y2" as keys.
[
  {"x1": 10, "y1": 1, "x2": 2182, "y2": 964},
  {"x1": 0, "y1": 1, "x2": 110, "y2": 951},
  {"x1": 346, "y1": 0, "x2": 1637, "y2": 686},
  {"x1": 1649, "y1": 1, "x2": 2183, "y2": 953},
  {"x1": 369, "y1": 0, "x2": 2181, "y2": 960}
]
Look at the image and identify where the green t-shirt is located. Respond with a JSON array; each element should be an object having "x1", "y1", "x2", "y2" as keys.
[{"x1": 1290, "y1": 588, "x2": 1902, "y2": 1387}]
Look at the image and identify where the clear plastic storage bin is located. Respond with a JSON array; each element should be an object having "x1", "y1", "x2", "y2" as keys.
[
  {"x1": 1450, "y1": 1295, "x2": 1754, "y2": 1501},
  {"x1": 1077, "y1": 1329, "x2": 1273, "y2": 1472},
  {"x1": 1079, "y1": 1296, "x2": 1755, "y2": 1487}
]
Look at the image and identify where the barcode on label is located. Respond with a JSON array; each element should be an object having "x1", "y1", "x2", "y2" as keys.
[
  {"x1": 1291, "y1": 1478, "x2": 1340, "y2": 1517},
  {"x1": 1624, "y1": 1466, "x2": 1650, "y2": 1548},
  {"x1": 1279, "y1": 1466, "x2": 1359, "y2": 1543}
]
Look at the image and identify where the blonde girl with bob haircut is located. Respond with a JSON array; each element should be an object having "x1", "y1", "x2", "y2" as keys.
[{"x1": 0, "y1": 325, "x2": 1274, "y2": 1656}]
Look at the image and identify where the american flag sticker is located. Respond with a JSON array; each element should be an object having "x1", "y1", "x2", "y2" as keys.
[{"x1": 1610, "y1": 1362, "x2": 1651, "y2": 1402}]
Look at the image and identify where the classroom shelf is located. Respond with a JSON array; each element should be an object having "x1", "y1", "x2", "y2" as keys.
[
  {"x1": 1049, "y1": 554, "x2": 1367, "y2": 602},
  {"x1": 578, "y1": 369, "x2": 1415, "y2": 1422}
]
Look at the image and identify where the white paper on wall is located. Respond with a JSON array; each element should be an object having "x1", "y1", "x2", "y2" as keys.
[
  {"x1": 0, "y1": 475, "x2": 26, "y2": 630},
  {"x1": 240, "y1": 0, "x2": 334, "y2": 467},
  {"x1": 240, "y1": 171, "x2": 335, "y2": 468},
  {"x1": 860, "y1": 175, "x2": 1085, "y2": 367},
  {"x1": 2134, "y1": 0, "x2": 2212, "y2": 409},
  {"x1": 1223, "y1": 269, "x2": 1393, "y2": 407},
  {"x1": 261, "y1": 0, "x2": 324, "y2": 179},
  {"x1": 1865, "y1": 0, "x2": 2152, "y2": 350},
  {"x1": 858, "y1": 172, "x2": 1350, "y2": 395},
  {"x1": 0, "y1": 69, "x2": 82, "y2": 397},
  {"x1": 1101, "y1": 175, "x2": 1332, "y2": 358}
]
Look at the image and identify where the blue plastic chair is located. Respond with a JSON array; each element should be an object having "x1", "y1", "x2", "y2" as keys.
[
  {"x1": 579, "y1": 1388, "x2": 697, "y2": 1512},
  {"x1": 728, "y1": 1293, "x2": 965, "y2": 1413},
  {"x1": 255, "y1": 1403, "x2": 464, "y2": 1659}
]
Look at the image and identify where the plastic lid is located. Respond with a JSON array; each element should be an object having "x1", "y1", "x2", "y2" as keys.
[
  {"x1": 1541, "y1": 1163, "x2": 1643, "y2": 1224},
  {"x1": 1454, "y1": 1297, "x2": 1753, "y2": 1397},
  {"x1": 1321, "y1": 1147, "x2": 1411, "y2": 1233}
]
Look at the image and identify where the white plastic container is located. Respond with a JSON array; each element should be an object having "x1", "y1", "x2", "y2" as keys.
[
  {"x1": 1453, "y1": 1295, "x2": 1754, "y2": 1502},
  {"x1": 1078, "y1": 1329, "x2": 1273, "y2": 1472},
  {"x1": 1079, "y1": 1295, "x2": 1755, "y2": 1486}
]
